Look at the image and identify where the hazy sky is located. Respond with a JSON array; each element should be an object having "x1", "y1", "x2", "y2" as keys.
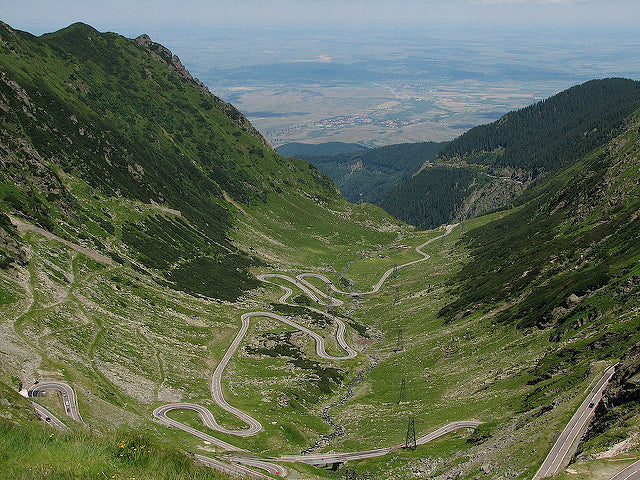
[{"x1": 2, "y1": 0, "x2": 639, "y2": 36}]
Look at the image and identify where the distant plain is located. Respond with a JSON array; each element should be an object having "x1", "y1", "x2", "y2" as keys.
[{"x1": 165, "y1": 25, "x2": 640, "y2": 146}]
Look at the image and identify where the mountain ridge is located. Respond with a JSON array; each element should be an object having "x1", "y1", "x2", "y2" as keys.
[
  {"x1": 0, "y1": 20, "x2": 353, "y2": 301},
  {"x1": 283, "y1": 141, "x2": 447, "y2": 204},
  {"x1": 380, "y1": 78, "x2": 640, "y2": 228}
]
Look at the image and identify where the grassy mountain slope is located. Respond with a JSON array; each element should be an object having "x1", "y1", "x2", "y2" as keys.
[
  {"x1": 381, "y1": 78, "x2": 640, "y2": 229},
  {"x1": 2, "y1": 20, "x2": 640, "y2": 480},
  {"x1": 430, "y1": 108, "x2": 640, "y2": 478},
  {"x1": 285, "y1": 141, "x2": 446, "y2": 204},
  {"x1": 0, "y1": 389, "x2": 227, "y2": 480},
  {"x1": 0, "y1": 21, "x2": 406, "y2": 478},
  {"x1": 0, "y1": 21, "x2": 347, "y2": 301},
  {"x1": 327, "y1": 108, "x2": 640, "y2": 480},
  {"x1": 439, "y1": 107, "x2": 640, "y2": 333}
]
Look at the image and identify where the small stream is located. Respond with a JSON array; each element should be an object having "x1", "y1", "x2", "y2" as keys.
[
  {"x1": 302, "y1": 231, "x2": 403, "y2": 453},
  {"x1": 301, "y1": 354, "x2": 379, "y2": 454}
]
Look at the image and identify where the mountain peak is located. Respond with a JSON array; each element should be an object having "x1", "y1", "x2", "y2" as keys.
[{"x1": 44, "y1": 21, "x2": 100, "y2": 39}]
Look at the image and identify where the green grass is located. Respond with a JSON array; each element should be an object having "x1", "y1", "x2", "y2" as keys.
[
  {"x1": 2, "y1": 20, "x2": 640, "y2": 480},
  {"x1": 0, "y1": 420, "x2": 230, "y2": 480},
  {"x1": 0, "y1": 198, "x2": 634, "y2": 480},
  {"x1": 2, "y1": 189, "x2": 636, "y2": 479}
]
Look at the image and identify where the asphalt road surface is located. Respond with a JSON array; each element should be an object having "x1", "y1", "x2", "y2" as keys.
[
  {"x1": 29, "y1": 381, "x2": 84, "y2": 425},
  {"x1": 610, "y1": 459, "x2": 640, "y2": 480},
  {"x1": 297, "y1": 224, "x2": 457, "y2": 298},
  {"x1": 275, "y1": 420, "x2": 481, "y2": 465},
  {"x1": 532, "y1": 365, "x2": 617, "y2": 480},
  {"x1": 223, "y1": 454, "x2": 288, "y2": 476},
  {"x1": 30, "y1": 401, "x2": 68, "y2": 430},
  {"x1": 416, "y1": 420, "x2": 482, "y2": 445},
  {"x1": 153, "y1": 403, "x2": 245, "y2": 451},
  {"x1": 194, "y1": 454, "x2": 275, "y2": 479}
]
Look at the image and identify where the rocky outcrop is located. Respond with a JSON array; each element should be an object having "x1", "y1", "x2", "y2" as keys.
[
  {"x1": 134, "y1": 34, "x2": 270, "y2": 148},
  {"x1": 0, "y1": 213, "x2": 27, "y2": 268}
]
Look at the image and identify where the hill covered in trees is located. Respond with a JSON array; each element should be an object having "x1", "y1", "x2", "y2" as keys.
[
  {"x1": 283, "y1": 141, "x2": 446, "y2": 203},
  {"x1": 276, "y1": 141, "x2": 368, "y2": 157},
  {"x1": 380, "y1": 78, "x2": 640, "y2": 228}
]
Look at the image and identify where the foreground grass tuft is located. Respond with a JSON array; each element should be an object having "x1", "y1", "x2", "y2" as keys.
[{"x1": 0, "y1": 421, "x2": 229, "y2": 480}]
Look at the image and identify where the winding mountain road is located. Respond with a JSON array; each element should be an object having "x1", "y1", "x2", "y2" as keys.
[
  {"x1": 30, "y1": 401, "x2": 68, "y2": 430},
  {"x1": 29, "y1": 381, "x2": 84, "y2": 425},
  {"x1": 25, "y1": 222, "x2": 639, "y2": 479},
  {"x1": 299, "y1": 224, "x2": 457, "y2": 298},
  {"x1": 29, "y1": 226, "x2": 483, "y2": 478},
  {"x1": 148, "y1": 225, "x2": 475, "y2": 475},
  {"x1": 154, "y1": 227, "x2": 456, "y2": 448},
  {"x1": 194, "y1": 454, "x2": 276, "y2": 479},
  {"x1": 275, "y1": 420, "x2": 482, "y2": 465}
]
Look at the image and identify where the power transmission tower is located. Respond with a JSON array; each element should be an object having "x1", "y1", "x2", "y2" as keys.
[
  {"x1": 405, "y1": 417, "x2": 417, "y2": 450},
  {"x1": 393, "y1": 264, "x2": 398, "y2": 278},
  {"x1": 394, "y1": 328, "x2": 403, "y2": 352},
  {"x1": 398, "y1": 377, "x2": 407, "y2": 404}
]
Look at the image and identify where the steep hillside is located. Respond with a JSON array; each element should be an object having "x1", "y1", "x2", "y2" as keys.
[
  {"x1": 0, "y1": 21, "x2": 346, "y2": 301},
  {"x1": 335, "y1": 107, "x2": 640, "y2": 480},
  {"x1": 286, "y1": 141, "x2": 446, "y2": 203},
  {"x1": 0, "y1": 22, "x2": 410, "y2": 479},
  {"x1": 435, "y1": 108, "x2": 640, "y2": 475},
  {"x1": 438, "y1": 78, "x2": 640, "y2": 172},
  {"x1": 381, "y1": 78, "x2": 640, "y2": 228},
  {"x1": 439, "y1": 107, "x2": 640, "y2": 332}
]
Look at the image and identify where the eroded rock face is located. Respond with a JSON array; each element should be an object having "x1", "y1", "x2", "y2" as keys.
[
  {"x1": 134, "y1": 34, "x2": 271, "y2": 148},
  {"x1": 135, "y1": 34, "x2": 194, "y2": 83},
  {"x1": 0, "y1": 213, "x2": 27, "y2": 268}
]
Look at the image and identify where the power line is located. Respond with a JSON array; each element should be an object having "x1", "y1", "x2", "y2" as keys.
[{"x1": 394, "y1": 328, "x2": 403, "y2": 352}]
